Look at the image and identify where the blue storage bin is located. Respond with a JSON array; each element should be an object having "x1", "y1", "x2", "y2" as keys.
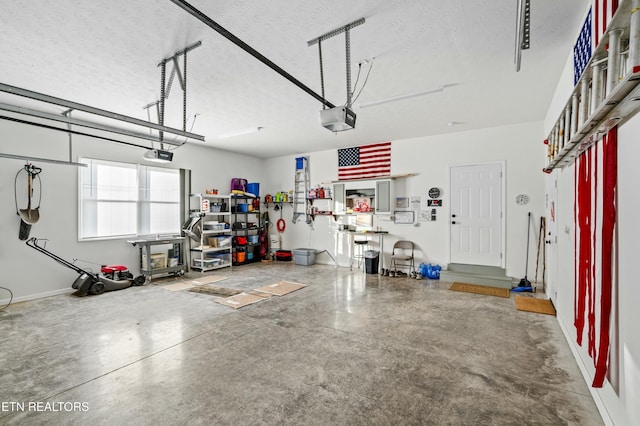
[
  {"x1": 247, "y1": 182, "x2": 260, "y2": 197},
  {"x1": 295, "y1": 157, "x2": 306, "y2": 170}
]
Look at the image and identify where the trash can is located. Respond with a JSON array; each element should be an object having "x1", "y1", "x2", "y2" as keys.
[{"x1": 364, "y1": 250, "x2": 379, "y2": 274}]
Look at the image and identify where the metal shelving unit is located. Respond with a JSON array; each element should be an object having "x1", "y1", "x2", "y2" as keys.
[
  {"x1": 186, "y1": 193, "x2": 232, "y2": 272},
  {"x1": 230, "y1": 195, "x2": 264, "y2": 266}
]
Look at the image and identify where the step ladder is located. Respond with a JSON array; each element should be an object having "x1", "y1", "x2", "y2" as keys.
[{"x1": 292, "y1": 157, "x2": 311, "y2": 224}]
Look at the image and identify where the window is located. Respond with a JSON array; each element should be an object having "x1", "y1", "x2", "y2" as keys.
[{"x1": 79, "y1": 158, "x2": 180, "y2": 240}]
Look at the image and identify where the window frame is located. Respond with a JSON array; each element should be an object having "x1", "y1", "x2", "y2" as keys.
[{"x1": 78, "y1": 157, "x2": 181, "y2": 241}]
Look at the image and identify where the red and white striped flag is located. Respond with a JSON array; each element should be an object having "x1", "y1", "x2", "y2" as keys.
[
  {"x1": 594, "y1": 0, "x2": 619, "y2": 47},
  {"x1": 337, "y1": 141, "x2": 391, "y2": 180}
]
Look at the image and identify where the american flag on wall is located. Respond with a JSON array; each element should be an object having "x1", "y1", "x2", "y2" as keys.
[
  {"x1": 573, "y1": 0, "x2": 619, "y2": 388},
  {"x1": 338, "y1": 141, "x2": 391, "y2": 180},
  {"x1": 573, "y1": 1, "x2": 619, "y2": 86}
]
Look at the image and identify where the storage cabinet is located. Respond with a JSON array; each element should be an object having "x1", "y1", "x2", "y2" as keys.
[
  {"x1": 375, "y1": 179, "x2": 393, "y2": 214},
  {"x1": 332, "y1": 179, "x2": 394, "y2": 215},
  {"x1": 186, "y1": 194, "x2": 232, "y2": 271},
  {"x1": 333, "y1": 183, "x2": 345, "y2": 214},
  {"x1": 230, "y1": 195, "x2": 264, "y2": 265}
]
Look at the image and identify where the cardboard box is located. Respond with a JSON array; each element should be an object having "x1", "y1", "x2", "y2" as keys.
[{"x1": 143, "y1": 253, "x2": 167, "y2": 270}]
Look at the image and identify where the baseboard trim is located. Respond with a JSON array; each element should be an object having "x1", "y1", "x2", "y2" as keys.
[
  {"x1": 556, "y1": 314, "x2": 613, "y2": 426},
  {"x1": 0, "y1": 287, "x2": 74, "y2": 306}
]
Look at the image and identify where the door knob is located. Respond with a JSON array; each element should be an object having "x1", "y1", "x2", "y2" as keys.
[
  {"x1": 452, "y1": 221, "x2": 457, "y2": 224},
  {"x1": 451, "y1": 214, "x2": 457, "y2": 218}
]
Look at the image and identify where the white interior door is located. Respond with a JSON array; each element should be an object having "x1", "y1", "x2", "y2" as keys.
[{"x1": 450, "y1": 163, "x2": 503, "y2": 266}]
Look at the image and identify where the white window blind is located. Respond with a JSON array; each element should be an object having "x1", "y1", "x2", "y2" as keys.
[{"x1": 79, "y1": 158, "x2": 180, "y2": 240}]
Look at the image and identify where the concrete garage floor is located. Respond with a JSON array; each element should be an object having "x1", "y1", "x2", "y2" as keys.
[{"x1": 0, "y1": 263, "x2": 602, "y2": 425}]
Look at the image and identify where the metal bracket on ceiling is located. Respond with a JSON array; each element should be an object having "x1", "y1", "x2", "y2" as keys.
[
  {"x1": 514, "y1": 0, "x2": 531, "y2": 72},
  {"x1": 144, "y1": 41, "x2": 202, "y2": 144},
  {"x1": 308, "y1": 18, "x2": 366, "y2": 109}
]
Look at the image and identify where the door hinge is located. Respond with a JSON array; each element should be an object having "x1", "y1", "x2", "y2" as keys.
[{"x1": 500, "y1": 252, "x2": 503, "y2": 259}]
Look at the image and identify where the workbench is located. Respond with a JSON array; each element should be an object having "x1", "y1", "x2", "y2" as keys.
[
  {"x1": 341, "y1": 231, "x2": 389, "y2": 273},
  {"x1": 127, "y1": 236, "x2": 186, "y2": 281}
]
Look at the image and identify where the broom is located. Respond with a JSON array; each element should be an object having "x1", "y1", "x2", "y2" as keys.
[{"x1": 513, "y1": 212, "x2": 533, "y2": 292}]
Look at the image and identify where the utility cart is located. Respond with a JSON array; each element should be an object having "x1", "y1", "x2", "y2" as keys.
[{"x1": 127, "y1": 236, "x2": 186, "y2": 281}]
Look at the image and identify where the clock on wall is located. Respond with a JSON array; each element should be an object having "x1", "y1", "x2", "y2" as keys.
[
  {"x1": 515, "y1": 194, "x2": 530, "y2": 205},
  {"x1": 428, "y1": 187, "x2": 441, "y2": 199}
]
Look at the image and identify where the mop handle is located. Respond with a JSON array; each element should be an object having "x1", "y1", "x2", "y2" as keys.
[{"x1": 525, "y1": 212, "x2": 531, "y2": 276}]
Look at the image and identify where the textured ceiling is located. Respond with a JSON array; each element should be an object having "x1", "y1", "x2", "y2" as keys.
[{"x1": 0, "y1": 0, "x2": 588, "y2": 158}]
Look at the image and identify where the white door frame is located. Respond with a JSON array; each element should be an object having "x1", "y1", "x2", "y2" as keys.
[{"x1": 448, "y1": 161, "x2": 506, "y2": 268}]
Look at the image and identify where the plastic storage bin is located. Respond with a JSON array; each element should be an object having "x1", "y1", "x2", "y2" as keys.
[
  {"x1": 246, "y1": 182, "x2": 260, "y2": 197},
  {"x1": 364, "y1": 250, "x2": 380, "y2": 274},
  {"x1": 207, "y1": 236, "x2": 231, "y2": 247},
  {"x1": 295, "y1": 157, "x2": 307, "y2": 170},
  {"x1": 293, "y1": 248, "x2": 316, "y2": 266}
]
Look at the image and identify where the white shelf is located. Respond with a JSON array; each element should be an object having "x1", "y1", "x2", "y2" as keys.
[
  {"x1": 187, "y1": 194, "x2": 232, "y2": 272},
  {"x1": 191, "y1": 261, "x2": 231, "y2": 271},
  {"x1": 191, "y1": 246, "x2": 232, "y2": 253},
  {"x1": 202, "y1": 229, "x2": 230, "y2": 235}
]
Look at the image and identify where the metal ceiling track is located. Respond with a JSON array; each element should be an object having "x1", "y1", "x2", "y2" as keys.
[
  {"x1": 544, "y1": 0, "x2": 640, "y2": 172},
  {"x1": 514, "y1": 0, "x2": 531, "y2": 72},
  {"x1": 0, "y1": 152, "x2": 87, "y2": 167},
  {"x1": 0, "y1": 82, "x2": 205, "y2": 145},
  {"x1": 0, "y1": 102, "x2": 168, "y2": 144},
  {"x1": 0, "y1": 114, "x2": 152, "y2": 150},
  {"x1": 168, "y1": 0, "x2": 336, "y2": 109}
]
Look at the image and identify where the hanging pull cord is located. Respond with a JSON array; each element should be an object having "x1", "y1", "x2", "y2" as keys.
[{"x1": 318, "y1": 40, "x2": 326, "y2": 110}]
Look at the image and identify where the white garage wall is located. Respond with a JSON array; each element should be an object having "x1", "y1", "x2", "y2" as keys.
[
  {"x1": 262, "y1": 121, "x2": 546, "y2": 278},
  {"x1": 0, "y1": 119, "x2": 262, "y2": 302},
  {"x1": 549, "y1": 116, "x2": 640, "y2": 426},
  {"x1": 542, "y1": 2, "x2": 640, "y2": 422}
]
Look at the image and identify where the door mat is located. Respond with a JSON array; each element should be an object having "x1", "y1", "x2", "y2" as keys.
[
  {"x1": 188, "y1": 285, "x2": 242, "y2": 297},
  {"x1": 191, "y1": 275, "x2": 228, "y2": 285},
  {"x1": 515, "y1": 296, "x2": 556, "y2": 316},
  {"x1": 216, "y1": 292, "x2": 270, "y2": 309},
  {"x1": 449, "y1": 282, "x2": 510, "y2": 298},
  {"x1": 254, "y1": 281, "x2": 307, "y2": 296}
]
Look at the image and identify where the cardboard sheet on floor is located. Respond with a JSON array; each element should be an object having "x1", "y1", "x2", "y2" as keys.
[
  {"x1": 515, "y1": 296, "x2": 556, "y2": 316},
  {"x1": 449, "y1": 282, "x2": 510, "y2": 298},
  {"x1": 216, "y1": 292, "x2": 270, "y2": 309},
  {"x1": 161, "y1": 282, "x2": 196, "y2": 292},
  {"x1": 191, "y1": 275, "x2": 228, "y2": 285},
  {"x1": 254, "y1": 281, "x2": 307, "y2": 296},
  {"x1": 188, "y1": 285, "x2": 242, "y2": 297}
]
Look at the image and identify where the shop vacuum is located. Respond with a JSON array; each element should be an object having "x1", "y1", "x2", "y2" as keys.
[{"x1": 26, "y1": 237, "x2": 145, "y2": 296}]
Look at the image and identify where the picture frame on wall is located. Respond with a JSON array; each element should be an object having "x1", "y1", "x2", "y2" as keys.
[
  {"x1": 396, "y1": 197, "x2": 409, "y2": 208},
  {"x1": 393, "y1": 210, "x2": 414, "y2": 224}
]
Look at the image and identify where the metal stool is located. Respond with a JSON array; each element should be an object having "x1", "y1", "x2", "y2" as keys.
[{"x1": 350, "y1": 239, "x2": 370, "y2": 271}]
